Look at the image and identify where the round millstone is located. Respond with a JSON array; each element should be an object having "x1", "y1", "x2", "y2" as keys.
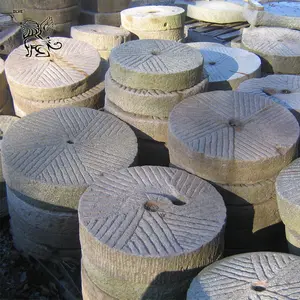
[
  {"x1": 71, "y1": 25, "x2": 131, "y2": 52},
  {"x1": 0, "y1": 25, "x2": 22, "y2": 56},
  {"x1": 5, "y1": 37, "x2": 101, "y2": 101},
  {"x1": 285, "y1": 227, "x2": 300, "y2": 255},
  {"x1": 187, "y1": 42, "x2": 225, "y2": 49},
  {"x1": 79, "y1": 10, "x2": 121, "y2": 27},
  {"x1": 241, "y1": 27, "x2": 300, "y2": 74},
  {"x1": 81, "y1": 0, "x2": 130, "y2": 13},
  {"x1": 187, "y1": 252, "x2": 300, "y2": 300},
  {"x1": 121, "y1": 6, "x2": 185, "y2": 31},
  {"x1": 2, "y1": 107, "x2": 138, "y2": 210},
  {"x1": 79, "y1": 166, "x2": 226, "y2": 285},
  {"x1": 105, "y1": 71, "x2": 208, "y2": 118},
  {"x1": 168, "y1": 91, "x2": 299, "y2": 184},
  {"x1": 129, "y1": 27, "x2": 184, "y2": 41},
  {"x1": 109, "y1": 39, "x2": 203, "y2": 92},
  {"x1": 199, "y1": 47, "x2": 261, "y2": 91}
]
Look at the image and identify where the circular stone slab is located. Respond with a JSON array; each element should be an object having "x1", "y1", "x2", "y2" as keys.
[
  {"x1": 110, "y1": 39, "x2": 203, "y2": 92},
  {"x1": 0, "y1": 25, "x2": 22, "y2": 56},
  {"x1": 79, "y1": 166, "x2": 226, "y2": 285},
  {"x1": 5, "y1": 37, "x2": 101, "y2": 101},
  {"x1": 2, "y1": 107, "x2": 137, "y2": 210},
  {"x1": 81, "y1": 0, "x2": 130, "y2": 13},
  {"x1": 71, "y1": 25, "x2": 131, "y2": 52},
  {"x1": 187, "y1": 42, "x2": 225, "y2": 49},
  {"x1": 129, "y1": 27, "x2": 185, "y2": 41},
  {"x1": 242, "y1": 27, "x2": 300, "y2": 74},
  {"x1": 79, "y1": 10, "x2": 121, "y2": 27},
  {"x1": 168, "y1": 91, "x2": 299, "y2": 184},
  {"x1": 121, "y1": 6, "x2": 185, "y2": 31},
  {"x1": 187, "y1": 252, "x2": 300, "y2": 300}
]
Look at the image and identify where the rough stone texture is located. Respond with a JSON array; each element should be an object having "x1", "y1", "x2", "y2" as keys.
[
  {"x1": 105, "y1": 71, "x2": 208, "y2": 118},
  {"x1": 81, "y1": 0, "x2": 131, "y2": 13},
  {"x1": 130, "y1": 27, "x2": 184, "y2": 41},
  {"x1": 2, "y1": 107, "x2": 138, "y2": 210},
  {"x1": 79, "y1": 166, "x2": 226, "y2": 286},
  {"x1": 242, "y1": 27, "x2": 300, "y2": 74},
  {"x1": 0, "y1": 25, "x2": 22, "y2": 56},
  {"x1": 168, "y1": 91, "x2": 299, "y2": 184},
  {"x1": 5, "y1": 37, "x2": 101, "y2": 101},
  {"x1": 52, "y1": 21, "x2": 79, "y2": 37},
  {"x1": 244, "y1": 0, "x2": 300, "y2": 30},
  {"x1": 199, "y1": 47, "x2": 261, "y2": 91},
  {"x1": 110, "y1": 39, "x2": 203, "y2": 92},
  {"x1": 276, "y1": 158, "x2": 300, "y2": 232},
  {"x1": 286, "y1": 227, "x2": 300, "y2": 256},
  {"x1": 187, "y1": 252, "x2": 300, "y2": 300},
  {"x1": 187, "y1": 42, "x2": 225, "y2": 49},
  {"x1": 105, "y1": 98, "x2": 168, "y2": 142},
  {"x1": 71, "y1": 25, "x2": 131, "y2": 52},
  {"x1": 79, "y1": 10, "x2": 121, "y2": 27}
]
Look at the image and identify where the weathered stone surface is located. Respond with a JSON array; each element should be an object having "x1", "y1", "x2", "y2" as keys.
[
  {"x1": 5, "y1": 37, "x2": 101, "y2": 101},
  {"x1": 71, "y1": 25, "x2": 131, "y2": 52},
  {"x1": 0, "y1": 25, "x2": 22, "y2": 56},
  {"x1": 286, "y1": 227, "x2": 300, "y2": 255},
  {"x1": 79, "y1": 166, "x2": 226, "y2": 284},
  {"x1": 130, "y1": 27, "x2": 184, "y2": 41},
  {"x1": 187, "y1": 42, "x2": 225, "y2": 49},
  {"x1": 244, "y1": 0, "x2": 300, "y2": 30},
  {"x1": 81, "y1": 0, "x2": 130, "y2": 13},
  {"x1": 187, "y1": 252, "x2": 300, "y2": 299},
  {"x1": 168, "y1": 91, "x2": 299, "y2": 184},
  {"x1": 105, "y1": 71, "x2": 208, "y2": 118},
  {"x1": 52, "y1": 21, "x2": 78, "y2": 37},
  {"x1": 199, "y1": 47, "x2": 261, "y2": 90},
  {"x1": 79, "y1": 10, "x2": 121, "y2": 27},
  {"x1": 110, "y1": 39, "x2": 203, "y2": 92},
  {"x1": 2, "y1": 107, "x2": 138, "y2": 210},
  {"x1": 242, "y1": 27, "x2": 300, "y2": 74}
]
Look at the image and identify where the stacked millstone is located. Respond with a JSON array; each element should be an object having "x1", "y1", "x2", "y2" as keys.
[
  {"x1": 5, "y1": 37, "x2": 106, "y2": 117},
  {"x1": 187, "y1": 252, "x2": 300, "y2": 299},
  {"x1": 121, "y1": 6, "x2": 185, "y2": 41},
  {"x1": 105, "y1": 39, "x2": 207, "y2": 166},
  {"x1": 0, "y1": 58, "x2": 14, "y2": 115},
  {"x1": 79, "y1": 166, "x2": 226, "y2": 300},
  {"x1": 79, "y1": 0, "x2": 130, "y2": 27},
  {"x1": 2, "y1": 107, "x2": 138, "y2": 260},
  {"x1": 0, "y1": 116, "x2": 19, "y2": 218},
  {"x1": 168, "y1": 91, "x2": 300, "y2": 254}
]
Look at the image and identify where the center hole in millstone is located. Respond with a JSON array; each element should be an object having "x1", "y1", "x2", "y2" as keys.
[
  {"x1": 281, "y1": 89, "x2": 291, "y2": 94},
  {"x1": 151, "y1": 50, "x2": 160, "y2": 55},
  {"x1": 251, "y1": 281, "x2": 268, "y2": 292},
  {"x1": 229, "y1": 119, "x2": 237, "y2": 127},
  {"x1": 66, "y1": 140, "x2": 74, "y2": 145},
  {"x1": 209, "y1": 61, "x2": 216, "y2": 65}
]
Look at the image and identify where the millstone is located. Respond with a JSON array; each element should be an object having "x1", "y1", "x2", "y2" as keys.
[
  {"x1": 105, "y1": 71, "x2": 208, "y2": 118},
  {"x1": 109, "y1": 39, "x2": 203, "y2": 92},
  {"x1": 71, "y1": 25, "x2": 131, "y2": 52},
  {"x1": 187, "y1": 42, "x2": 225, "y2": 49},
  {"x1": 2, "y1": 107, "x2": 138, "y2": 210},
  {"x1": 244, "y1": 0, "x2": 300, "y2": 30},
  {"x1": 241, "y1": 27, "x2": 300, "y2": 74},
  {"x1": 121, "y1": 6, "x2": 185, "y2": 31},
  {"x1": 129, "y1": 27, "x2": 184, "y2": 41},
  {"x1": 285, "y1": 227, "x2": 300, "y2": 255},
  {"x1": 0, "y1": 25, "x2": 22, "y2": 56},
  {"x1": 105, "y1": 98, "x2": 168, "y2": 142},
  {"x1": 5, "y1": 37, "x2": 101, "y2": 101},
  {"x1": 78, "y1": 166, "x2": 226, "y2": 286},
  {"x1": 187, "y1": 252, "x2": 300, "y2": 300},
  {"x1": 79, "y1": 10, "x2": 121, "y2": 27},
  {"x1": 81, "y1": 0, "x2": 131, "y2": 13},
  {"x1": 199, "y1": 47, "x2": 261, "y2": 90},
  {"x1": 168, "y1": 91, "x2": 299, "y2": 184}
]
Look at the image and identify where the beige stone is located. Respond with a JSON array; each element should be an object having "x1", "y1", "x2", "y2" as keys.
[
  {"x1": 110, "y1": 39, "x2": 203, "y2": 92},
  {"x1": 5, "y1": 37, "x2": 101, "y2": 101},
  {"x1": 130, "y1": 27, "x2": 184, "y2": 41},
  {"x1": 81, "y1": 0, "x2": 131, "y2": 13},
  {"x1": 187, "y1": 42, "x2": 225, "y2": 49},
  {"x1": 79, "y1": 10, "x2": 121, "y2": 27},
  {"x1": 53, "y1": 21, "x2": 78, "y2": 37},
  {"x1": 242, "y1": 27, "x2": 300, "y2": 74},
  {"x1": 0, "y1": 25, "x2": 22, "y2": 56},
  {"x1": 168, "y1": 91, "x2": 299, "y2": 184}
]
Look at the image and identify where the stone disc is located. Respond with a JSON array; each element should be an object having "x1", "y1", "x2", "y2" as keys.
[
  {"x1": 187, "y1": 42, "x2": 225, "y2": 49},
  {"x1": 168, "y1": 91, "x2": 299, "y2": 184},
  {"x1": 0, "y1": 25, "x2": 22, "y2": 56},
  {"x1": 129, "y1": 27, "x2": 184, "y2": 41},
  {"x1": 105, "y1": 71, "x2": 208, "y2": 119},
  {"x1": 2, "y1": 107, "x2": 138, "y2": 209},
  {"x1": 187, "y1": 252, "x2": 300, "y2": 300},
  {"x1": 121, "y1": 6, "x2": 185, "y2": 31},
  {"x1": 241, "y1": 27, "x2": 300, "y2": 74},
  {"x1": 109, "y1": 39, "x2": 203, "y2": 92},
  {"x1": 5, "y1": 37, "x2": 101, "y2": 101},
  {"x1": 79, "y1": 10, "x2": 121, "y2": 27},
  {"x1": 81, "y1": 0, "x2": 130, "y2": 13},
  {"x1": 199, "y1": 47, "x2": 261, "y2": 90},
  {"x1": 79, "y1": 166, "x2": 226, "y2": 284}
]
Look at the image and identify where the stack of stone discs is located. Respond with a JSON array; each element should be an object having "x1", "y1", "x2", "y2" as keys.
[
  {"x1": 168, "y1": 91, "x2": 300, "y2": 254},
  {"x1": 105, "y1": 39, "x2": 207, "y2": 166},
  {"x1": 79, "y1": 166, "x2": 226, "y2": 300},
  {"x1": 0, "y1": 115, "x2": 18, "y2": 218},
  {"x1": 0, "y1": 58, "x2": 14, "y2": 115},
  {"x1": 121, "y1": 5, "x2": 185, "y2": 41},
  {"x1": 80, "y1": 0, "x2": 131, "y2": 27},
  {"x1": 2, "y1": 107, "x2": 138, "y2": 260},
  {"x1": 5, "y1": 37, "x2": 106, "y2": 117}
]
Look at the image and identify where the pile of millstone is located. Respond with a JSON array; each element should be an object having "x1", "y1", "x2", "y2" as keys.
[
  {"x1": 71, "y1": 24, "x2": 131, "y2": 73},
  {"x1": 187, "y1": 252, "x2": 300, "y2": 299},
  {"x1": 2, "y1": 107, "x2": 138, "y2": 260},
  {"x1": 5, "y1": 37, "x2": 106, "y2": 117},
  {"x1": 79, "y1": 0, "x2": 130, "y2": 27},
  {"x1": 79, "y1": 166, "x2": 226, "y2": 300},
  {"x1": 276, "y1": 159, "x2": 300, "y2": 255},
  {"x1": 0, "y1": 58, "x2": 14, "y2": 115},
  {"x1": 168, "y1": 91, "x2": 300, "y2": 254},
  {"x1": 121, "y1": 5, "x2": 185, "y2": 41},
  {"x1": 105, "y1": 39, "x2": 207, "y2": 166},
  {"x1": 0, "y1": 115, "x2": 19, "y2": 218},
  {"x1": 0, "y1": 0, "x2": 80, "y2": 37}
]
